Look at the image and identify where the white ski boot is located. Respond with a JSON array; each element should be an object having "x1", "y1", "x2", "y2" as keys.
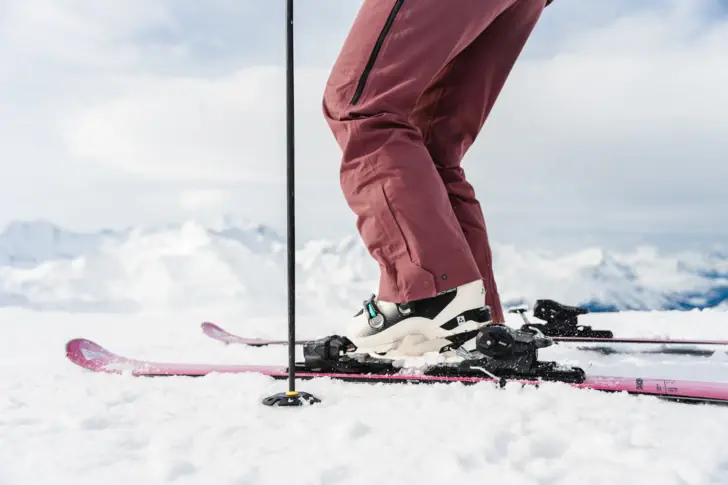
[{"x1": 345, "y1": 279, "x2": 492, "y2": 357}]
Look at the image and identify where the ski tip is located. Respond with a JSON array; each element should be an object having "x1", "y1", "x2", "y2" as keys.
[
  {"x1": 200, "y1": 321, "x2": 272, "y2": 346},
  {"x1": 66, "y1": 337, "x2": 97, "y2": 358},
  {"x1": 201, "y1": 321, "x2": 237, "y2": 340},
  {"x1": 65, "y1": 338, "x2": 118, "y2": 372},
  {"x1": 200, "y1": 321, "x2": 223, "y2": 332},
  {"x1": 200, "y1": 321, "x2": 235, "y2": 343}
]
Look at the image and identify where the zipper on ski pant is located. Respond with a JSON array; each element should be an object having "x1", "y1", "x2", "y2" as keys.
[{"x1": 350, "y1": 0, "x2": 405, "y2": 105}]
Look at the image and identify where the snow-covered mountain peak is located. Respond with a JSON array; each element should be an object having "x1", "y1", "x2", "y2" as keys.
[
  {"x1": 0, "y1": 219, "x2": 111, "y2": 267},
  {"x1": 0, "y1": 217, "x2": 727, "y2": 314}
]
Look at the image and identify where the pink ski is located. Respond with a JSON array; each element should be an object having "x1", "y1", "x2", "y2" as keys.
[
  {"x1": 201, "y1": 321, "x2": 728, "y2": 347},
  {"x1": 65, "y1": 338, "x2": 529, "y2": 383},
  {"x1": 201, "y1": 322, "x2": 309, "y2": 346},
  {"x1": 66, "y1": 338, "x2": 288, "y2": 377},
  {"x1": 66, "y1": 337, "x2": 728, "y2": 404},
  {"x1": 554, "y1": 336, "x2": 728, "y2": 345}
]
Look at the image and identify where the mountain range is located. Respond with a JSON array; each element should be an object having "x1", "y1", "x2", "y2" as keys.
[{"x1": 1, "y1": 218, "x2": 727, "y2": 314}]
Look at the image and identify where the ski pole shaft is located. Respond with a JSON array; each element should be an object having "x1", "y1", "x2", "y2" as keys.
[{"x1": 286, "y1": 0, "x2": 296, "y2": 393}]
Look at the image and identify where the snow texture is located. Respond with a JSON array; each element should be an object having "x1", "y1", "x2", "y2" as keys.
[
  {"x1": 3, "y1": 308, "x2": 728, "y2": 485},
  {"x1": 2, "y1": 218, "x2": 728, "y2": 484}
]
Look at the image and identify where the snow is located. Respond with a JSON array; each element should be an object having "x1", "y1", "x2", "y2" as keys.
[
  {"x1": 2, "y1": 217, "x2": 728, "y2": 484},
  {"x1": 3, "y1": 308, "x2": 728, "y2": 485},
  {"x1": 1, "y1": 218, "x2": 728, "y2": 314}
]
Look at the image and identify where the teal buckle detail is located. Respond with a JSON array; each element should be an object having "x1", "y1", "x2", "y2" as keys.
[{"x1": 367, "y1": 303, "x2": 376, "y2": 318}]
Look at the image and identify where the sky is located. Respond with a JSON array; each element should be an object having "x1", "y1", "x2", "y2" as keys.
[{"x1": 1, "y1": 0, "x2": 728, "y2": 250}]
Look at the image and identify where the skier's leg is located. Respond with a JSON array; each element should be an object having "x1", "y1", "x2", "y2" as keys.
[
  {"x1": 323, "y1": 0, "x2": 545, "y2": 354},
  {"x1": 324, "y1": 0, "x2": 516, "y2": 303},
  {"x1": 409, "y1": 0, "x2": 546, "y2": 323}
]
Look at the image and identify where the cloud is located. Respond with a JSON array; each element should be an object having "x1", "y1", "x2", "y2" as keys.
[
  {"x1": 1, "y1": 0, "x2": 727, "y2": 248},
  {"x1": 461, "y1": 0, "x2": 728, "y2": 243},
  {"x1": 63, "y1": 66, "x2": 342, "y2": 185},
  {"x1": 178, "y1": 188, "x2": 231, "y2": 211},
  {"x1": 65, "y1": 68, "x2": 288, "y2": 183}
]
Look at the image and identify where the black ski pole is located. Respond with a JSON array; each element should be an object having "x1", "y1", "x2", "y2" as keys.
[{"x1": 262, "y1": 0, "x2": 321, "y2": 407}]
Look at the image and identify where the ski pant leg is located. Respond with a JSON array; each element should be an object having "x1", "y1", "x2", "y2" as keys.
[
  {"x1": 409, "y1": 0, "x2": 546, "y2": 322},
  {"x1": 323, "y1": 0, "x2": 543, "y2": 303}
]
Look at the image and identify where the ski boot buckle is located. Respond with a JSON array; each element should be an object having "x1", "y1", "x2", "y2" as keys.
[{"x1": 363, "y1": 295, "x2": 386, "y2": 330}]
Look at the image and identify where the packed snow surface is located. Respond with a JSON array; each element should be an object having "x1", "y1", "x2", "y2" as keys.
[{"x1": 2, "y1": 308, "x2": 728, "y2": 485}]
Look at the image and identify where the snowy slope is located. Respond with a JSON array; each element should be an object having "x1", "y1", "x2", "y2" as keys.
[
  {"x1": 1, "y1": 218, "x2": 728, "y2": 314},
  {"x1": 3, "y1": 308, "x2": 728, "y2": 485}
]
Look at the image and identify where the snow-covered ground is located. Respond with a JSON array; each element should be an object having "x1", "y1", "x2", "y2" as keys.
[
  {"x1": 2, "y1": 308, "x2": 728, "y2": 485},
  {"x1": 2, "y1": 218, "x2": 728, "y2": 484}
]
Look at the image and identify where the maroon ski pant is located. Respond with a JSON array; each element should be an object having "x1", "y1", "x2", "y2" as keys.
[{"x1": 323, "y1": 0, "x2": 546, "y2": 323}]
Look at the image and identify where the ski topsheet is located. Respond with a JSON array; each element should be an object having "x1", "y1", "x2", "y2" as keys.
[
  {"x1": 201, "y1": 322, "x2": 308, "y2": 347},
  {"x1": 65, "y1": 337, "x2": 728, "y2": 405},
  {"x1": 200, "y1": 321, "x2": 728, "y2": 352},
  {"x1": 201, "y1": 322, "x2": 308, "y2": 346}
]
